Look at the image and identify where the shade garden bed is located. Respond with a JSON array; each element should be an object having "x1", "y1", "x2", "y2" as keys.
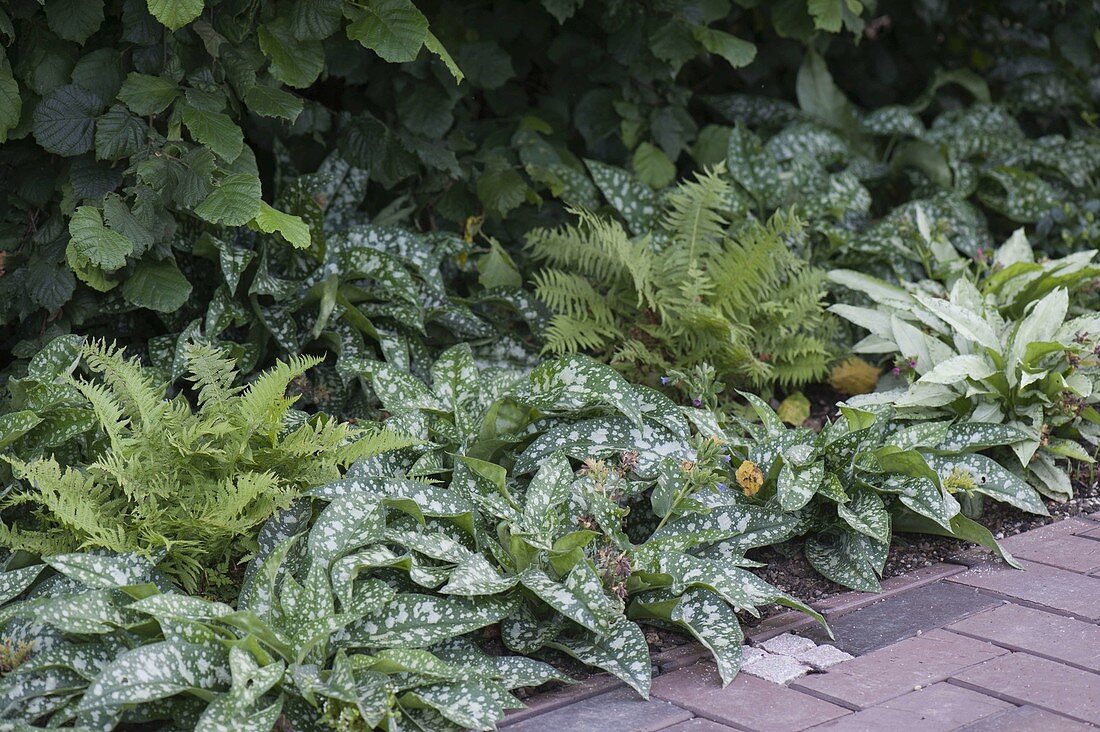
[{"x1": 0, "y1": 1, "x2": 1098, "y2": 730}]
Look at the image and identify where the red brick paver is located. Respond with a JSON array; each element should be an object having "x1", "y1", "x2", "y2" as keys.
[
  {"x1": 948, "y1": 560, "x2": 1100, "y2": 621},
  {"x1": 651, "y1": 663, "x2": 851, "y2": 731},
  {"x1": 508, "y1": 517, "x2": 1100, "y2": 731},
  {"x1": 801, "y1": 683, "x2": 1011, "y2": 731},
  {"x1": 950, "y1": 652, "x2": 1100, "y2": 725},
  {"x1": 997, "y1": 518, "x2": 1100, "y2": 573},
  {"x1": 660, "y1": 720, "x2": 741, "y2": 731},
  {"x1": 501, "y1": 687, "x2": 691, "y2": 731},
  {"x1": 955, "y1": 706, "x2": 1097, "y2": 731},
  {"x1": 947, "y1": 602, "x2": 1100, "y2": 673},
  {"x1": 790, "y1": 630, "x2": 1007, "y2": 709}
]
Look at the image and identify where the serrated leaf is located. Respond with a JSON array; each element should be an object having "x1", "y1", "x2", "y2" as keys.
[
  {"x1": 33, "y1": 85, "x2": 102, "y2": 157},
  {"x1": 95, "y1": 104, "x2": 146, "y2": 161},
  {"x1": 424, "y1": 31, "x2": 463, "y2": 82},
  {"x1": 243, "y1": 85, "x2": 303, "y2": 122},
  {"x1": 477, "y1": 166, "x2": 529, "y2": 218},
  {"x1": 0, "y1": 68, "x2": 21, "y2": 143},
  {"x1": 252, "y1": 201, "x2": 311, "y2": 249},
  {"x1": 631, "y1": 142, "x2": 676, "y2": 188},
  {"x1": 795, "y1": 50, "x2": 856, "y2": 131},
  {"x1": 146, "y1": 0, "x2": 204, "y2": 31},
  {"x1": 121, "y1": 258, "x2": 193, "y2": 312},
  {"x1": 257, "y1": 18, "x2": 324, "y2": 89},
  {"x1": 194, "y1": 173, "x2": 262, "y2": 226},
  {"x1": 182, "y1": 104, "x2": 243, "y2": 162},
  {"x1": 45, "y1": 0, "x2": 104, "y2": 44},
  {"x1": 346, "y1": 0, "x2": 429, "y2": 63},
  {"x1": 68, "y1": 206, "x2": 132, "y2": 271},
  {"x1": 693, "y1": 27, "x2": 756, "y2": 68},
  {"x1": 118, "y1": 73, "x2": 179, "y2": 115},
  {"x1": 807, "y1": 0, "x2": 842, "y2": 32}
]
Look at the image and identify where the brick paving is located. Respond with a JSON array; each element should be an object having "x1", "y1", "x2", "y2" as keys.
[{"x1": 502, "y1": 515, "x2": 1100, "y2": 730}]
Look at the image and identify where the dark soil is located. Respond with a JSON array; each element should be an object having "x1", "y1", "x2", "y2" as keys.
[{"x1": 747, "y1": 473, "x2": 1100, "y2": 610}]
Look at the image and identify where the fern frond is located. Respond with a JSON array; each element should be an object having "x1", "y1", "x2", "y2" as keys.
[
  {"x1": 80, "y1": 340, "x2": 167, "y2": 430},
  {"x1": 183, "y1": 342, "x2": 245, "y2": 409},
  {"x1": 237, "y1": 354, "x2": 324, "y2": 430},
  {"x1": 661, "y1": 166, "x2": 730, "y2": 262},
  {"x1": 4, "y1": 458, "x2": 128, "y2": 552},
  {"x1": 530, "y1": 172, "x2": 835, "y2": 389},
  {"x1": 334, "y1": 425, "x2": 421, "y2": 465},
  {"x1": 69, "y1": 378, "x2": 129, "y2": 453},
  {"x1": 542, "y1": 315, "x2": 620, "y2": 355},
  {"x1": 533, "y1": 270, "x2": 618, "y2": 329}
]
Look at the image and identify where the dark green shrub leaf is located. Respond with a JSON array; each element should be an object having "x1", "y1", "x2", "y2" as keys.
[
  {"x1": 117, "y1": 73, "x2": 179, "y2": 115},
  {"x1": 121, "y1": 258, "x2": 193, "y2": 312},
  {"x1": 346, "y1": 0, "x2": 429, "y2": 63},
  {"x1": 194, "y1": 173, "x2": 262, "y2": 226},
  {"x1": 33, "y1": 84, "x2": 102, "y2": 156}
]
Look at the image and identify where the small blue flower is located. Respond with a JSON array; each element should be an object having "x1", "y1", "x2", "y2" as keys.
[
  {"x1": 717, "y1": 483, "x2": 728, "y2": 492},
  {"x1": 692, "y1": 397, "x2": 702, "y2": 407},
  {"x1": 660, "y1": 376, "x2": 671, "y2": 385},
  {"x1": 721, "y1": 454, "x2": 732, "y2": 463}
]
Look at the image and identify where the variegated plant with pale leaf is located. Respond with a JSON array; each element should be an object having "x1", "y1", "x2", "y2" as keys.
[{"x1": 830, "y1": 219, "x2": 1100, "y2": 501}]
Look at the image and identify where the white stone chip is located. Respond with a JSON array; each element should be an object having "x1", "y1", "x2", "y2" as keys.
[
  {"x1": 794, "y1": 644, "x2": 854, "y2": 671},
  {"x1": 741, "y1": 653, "x2": 812, "y2": 685},
  {"x1": 757, "y1": 632, "x2": 817, "y2": 656},
  {"x1": 741, "y1": 645, "x2": 768, "y2": 665}
]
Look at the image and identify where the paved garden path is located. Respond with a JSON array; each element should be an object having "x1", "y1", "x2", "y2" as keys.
[{"x1": 501, "y1": 515, "x2": 1100, "y2": 731}]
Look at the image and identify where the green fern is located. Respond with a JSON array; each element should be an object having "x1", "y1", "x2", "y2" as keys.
[
  {"x1": 1, "y1": 341, "x2": 415, "y2": 593},
  {"x1": 530, "y1": 169, "x2": 836, "y2": 390}
]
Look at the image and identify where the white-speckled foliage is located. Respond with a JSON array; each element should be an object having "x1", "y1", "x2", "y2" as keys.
[{"x1": 727, "y1": 397, "x2": 1024, "y2": 591}]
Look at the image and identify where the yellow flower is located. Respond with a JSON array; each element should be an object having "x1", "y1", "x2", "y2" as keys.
[{"x1": 736, "y1": 460, "x2": 764, "y2": 497}]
